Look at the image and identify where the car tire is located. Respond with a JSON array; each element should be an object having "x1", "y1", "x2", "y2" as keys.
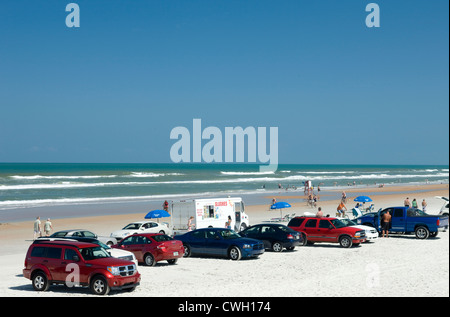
[
  {"x1": 415, "y1": 226, "x2": 430, "y2": 239},
  {"x1": 32, "y1": 271, "x2": 49, "y2": 292},
  {"x1": 144, "y1": 253, "x2": 156, "y2": 266},
  {"x1": 228, "y1": 246, "x2": 242, "y2": 261},
  {"x1": 183, "y1": 245, "x2": 191, "y2": 258},
  {"x1": 339, "y1": 235, "x2": 353, "y2": 248},
  {"x1": 272, "y1": 242, "x2": 283, "y2": 252},
  {"x1": 90, "y1": 275, "x2": 110, "y2": 296},
  {"x1": 300, "y1": 233, "x2": 307, "y2": 246},
  {"x1": 167, "y1": 259, "x2": 178, "y2": 265}
]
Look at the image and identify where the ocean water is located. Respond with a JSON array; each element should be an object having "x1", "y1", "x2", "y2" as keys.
[{"x1": 0, "y1": 163, "x2": 448, "y2": 211}]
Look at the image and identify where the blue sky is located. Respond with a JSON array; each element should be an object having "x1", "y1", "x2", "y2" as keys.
[{"x1": 0, "y1": 0, "x2": 448, "y2": 165}]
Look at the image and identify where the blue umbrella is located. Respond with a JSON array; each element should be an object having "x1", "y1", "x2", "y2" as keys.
[
  {"x1": 354, "y1": 196, "x2": 373, "y2": 203},
  {"x1": 270, "y1": 202, "x2": 292, "y2": 209},
  {"x1": 145, "y1": 209, "x2": 171, "y2": 219},
  {"x1": 270, "y1": 202, "x2": 291, "y2": 219}
]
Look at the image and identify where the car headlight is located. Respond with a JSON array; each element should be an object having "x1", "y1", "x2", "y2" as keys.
[
  {"x1": 242, "y1": 244, "x2": 252, "y2": 249},
  {"x1": 107, "y1": 266, "x2": 120, "y2": 276},
  {"x1": 354, "y1": 232, "x2": 361, "y2": 237}
]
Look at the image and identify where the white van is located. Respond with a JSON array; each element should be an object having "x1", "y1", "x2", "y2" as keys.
[{"x1": 170, "y1": 197, "x2": 250, "y2": 235}]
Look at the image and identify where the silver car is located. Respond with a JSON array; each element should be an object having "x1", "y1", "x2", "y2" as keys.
[{"x1": 49, "y1": 229, "x2": 118, "y2": 246}]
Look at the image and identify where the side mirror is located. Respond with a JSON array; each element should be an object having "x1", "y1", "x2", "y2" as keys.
[
  {"x1": 72, "y1": 255, "x2": 80, "y2": 262},
  {"x1": 215, "y1": 235, "x2": 221, "y2": 240}
]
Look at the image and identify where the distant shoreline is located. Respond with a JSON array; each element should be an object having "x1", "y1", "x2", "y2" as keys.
[{"x1": 0, "y1": 182, "x2": 448, "y2": 224}]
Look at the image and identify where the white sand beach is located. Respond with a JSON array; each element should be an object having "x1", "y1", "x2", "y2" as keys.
[{"x1": 0, "y1": 183, "x2": 448, "y2": 297}]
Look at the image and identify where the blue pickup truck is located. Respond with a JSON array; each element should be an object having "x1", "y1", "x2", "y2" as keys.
[{"x1": 355, "y1": 207, "x2": 449, "y2": 239}]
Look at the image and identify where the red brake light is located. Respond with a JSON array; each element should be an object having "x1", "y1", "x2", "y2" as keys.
[
  {"x1": 437, "y1": 219, "x2": 440, "y2": 226},
  {"x1": 287, "y1": 234, "x2": 294, "y2": 239}
]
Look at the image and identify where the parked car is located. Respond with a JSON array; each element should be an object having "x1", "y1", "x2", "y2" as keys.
[
  {"x1": 48, "y1": 229, "x2": 117, "y2": 246},
  {"x1": 334, "y1": 218, "x2": 379, "y2": 242},
  {"x1": 239, "y1": 223, "x2": 303, "y2": 252},
  {"x1": 112, "y1": 233, "x2": 184, "y2": 266},
  {"x1": 110, "y1": 221, "x2": 172, "y2": 241},
  {"x1": 23, "y1": 240, "x2": 140, "y2": 295},
  {"x1": 36, "y1": 237, "x2": 138, "y2": 266},
  {"x1": 174, "y1": 228, "x2": 265, "y2": 261},
  {"x1": 287, "y1": 216, "x2": 367, "y2": 248},
  {"x1": 355, "y1": 206, "x2": 449, "y2": 239},
  {"x1": 436, "y1": 196, "x2": 449, "y2": 217}
]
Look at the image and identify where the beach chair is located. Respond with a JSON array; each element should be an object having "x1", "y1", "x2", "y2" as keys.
[{"x1": 352, "y1": 208, "x2": 362, "y2": 218}]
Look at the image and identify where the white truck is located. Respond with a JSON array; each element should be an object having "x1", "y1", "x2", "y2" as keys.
[{"x1": 170, "y1": 197, "x2": 250, "y2": 235}]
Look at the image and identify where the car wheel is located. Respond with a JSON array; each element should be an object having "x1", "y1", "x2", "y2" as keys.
[
  {"x1": 339, "y1": 235, "x2": 353, "y2": 248},
  {"x1": 228, "y1": 246, "x2": 242, "y2": 261},
  {"x1": 272, "y1": 242, "x2": 283, "y2": 252},
  {"x1": 106, "y1": 241, "x2": 114, "y2": 247},
  {"x1": 286, "y1": 246, "x2": 295, "y2": 251},
  {"x1": 183, "y1": 245, "x2": 191, "y2": 258},
  {"x1": 159, "y1": 230, "x2": 165, "y2": 234},
  {"x1": 167, "y1": 259, "x2": 178, "y2": 265},
  {"x1": 144, "y1": 253, "x2": 156, "y2": 266},
  {"x1": 300, "y1": 233, "x2": 307, "y2": 246},
  {"x1": 90, "y1": 275, "x2": 110, "y2": 295},
  {"x1": 32, "y1": 271, "x2": 49, "y2": 292},
  {"x1": 430, "y1": 232, "x2": 438, "y2": 238},
  {"x1": 415, "y1": 226, "x2": 429, "y2": 239}
]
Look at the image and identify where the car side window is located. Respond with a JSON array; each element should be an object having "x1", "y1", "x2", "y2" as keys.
[
  {"x1": 261, "y1": 226, "x2": 276, "y2": 235},
  {"x1": 191, "y1": 230, "x2": 205, "y2": 239},
  {"x1": 393, "y1": 208, "x2": 404, "y2": 217},
  {"x1": 121, "y1": 236, "x2": 134, "y2": 245},
  {"x1": 150, "y1": 223, "x2": 158, "y2": 228},
  {"x1": 205, "y1": 230, "x2": 217, "y2": 239},
  {"x1": 288, "y1": 218, "x2": 305, "y2": 227},
  {"x1": 64, "y1": 248, "x2": 78, "y2": 261},
  {"x1": 72, "y1": 231, "x2": 83, "y2": 237},
  {"x1": 319, "y1": 220, "x2": 332, "y2": 229},
  {"x1": 82, "y1": 231, "x2": 96, "y2": 238},
  {"x1": 305, "y1": 219, "x2": 318, "y2": 228},
  {"x1": 47, "y1": 247, "x2": 62, "y2": 259},
  {"x1": 245, "y1": 226, "x2": 261, "y2": 235},
  {"x1": 31, "y1": 246, "x2": 46, "y2": 257}
]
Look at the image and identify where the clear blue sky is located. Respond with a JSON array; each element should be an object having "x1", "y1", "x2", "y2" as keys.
[{"x1": 0, "y1": 0, "x2": 448, "y2": 165}]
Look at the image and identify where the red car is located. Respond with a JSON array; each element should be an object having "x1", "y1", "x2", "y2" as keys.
[
  {"x1": 23, "y1": 240, "x2": 140, "y2": 295},
  {"x1": 113, "y1": 233, "x2": 184, "y2": 266},
  {"x1": 287, "y1": 216, "x2": 367, "y2": 248}
]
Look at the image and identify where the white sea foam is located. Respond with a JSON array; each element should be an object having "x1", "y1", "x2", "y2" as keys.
[{"x1": 220, "y1": 171, "x2": 275, "y2": 176}]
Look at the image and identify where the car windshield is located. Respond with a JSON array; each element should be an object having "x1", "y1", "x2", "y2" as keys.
[
  {"x1": 79, "y1": 246, "x2": 111, "y2": 261},
  {"x1": 219, "y1": 230, "x2": 241, "y2": 239},
  {"x1": 122, "y1": 223, "x2": 140, "y2": 230},
  {"x1": 331, "y1": 219, "x2": 356, "y2": 228}
]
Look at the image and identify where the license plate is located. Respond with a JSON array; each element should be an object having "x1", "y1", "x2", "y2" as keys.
[{"x1": 173, "y1": 252, "x2": 179, "y2": 256}]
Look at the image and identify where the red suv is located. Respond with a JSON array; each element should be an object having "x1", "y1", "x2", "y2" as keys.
[
  {"x1": 287, "y1": 217, "x2": 367, "y2": 248},
  {"x1": 112, "y1": 233, "x2": 184, "y2": 266},
  {"x1": 23, "y1": 240, "x2": 141, "y2": 295}
]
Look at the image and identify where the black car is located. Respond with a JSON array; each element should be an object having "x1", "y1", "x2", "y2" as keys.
[{"x1": 239, "y1": 223, "x2": 303, "y2": 252}]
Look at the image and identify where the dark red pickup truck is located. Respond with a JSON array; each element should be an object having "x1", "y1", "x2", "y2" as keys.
[
  {"x1": 23, "y1": 240, "x2": 140, "y2": 295},
  {"x1": 288, "y1": 216, "x2": 367, "y2": 248}
]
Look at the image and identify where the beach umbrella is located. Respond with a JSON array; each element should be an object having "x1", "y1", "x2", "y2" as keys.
[
  {"x1": 145, "y1": 209, "x2": 171, "y2": 220},
  {"x1": 354, "y1": 196, "x2": 373, "y2": 203},
  {"x1": 270, "y1": 202, "x2": 291, "y2": 219}
]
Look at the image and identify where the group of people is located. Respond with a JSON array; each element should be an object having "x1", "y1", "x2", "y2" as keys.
[
  {"x1": 33, "y1": 216, "x2": 53, "y2": 240},
  {"x1": 404, "y1": 197, "x2": 427, "y2": 212}
]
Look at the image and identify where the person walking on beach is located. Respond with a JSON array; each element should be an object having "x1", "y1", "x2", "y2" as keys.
[
  {"x1": 337, "y1": 201, "x2": 347, "y2": 218},
  {"x1": 163, "y1": 200, "x2": 169, "y2": 212},
  {"x1": 225, "y1": 216, "x2": 232, "y2": 229},
  {"x1": 33, "y1": 217, "x2": 41, "y2": 240},
  {"x1": 381, "y1": 211, "x2": 392, "y2": 238},
  {"x1": 44, "y1": 218, "x2": 53, "y2": 236},
  {"x1": 187, "y1": 216, "x2": 194, "y2": 231},
  {"x1": 422, "y1": 199, "x2": 428, "y2": 213},
  {"x1": 412, "y1": 198, "x2": 418, "y2": 209},
  {"x1": 404, "y1": 197, "x2": 411, "y2": 208}
]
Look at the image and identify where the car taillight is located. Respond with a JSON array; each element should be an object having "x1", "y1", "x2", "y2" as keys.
[
  {"x1": 287, "y1": 234, "x2": 294, "y2": 239},
  {"x1": 437, "y1": 219, "x2": 440, "y2": 226},
  {"x1": 157, "y1": 245, "x2": 167, "y2": 251}
]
